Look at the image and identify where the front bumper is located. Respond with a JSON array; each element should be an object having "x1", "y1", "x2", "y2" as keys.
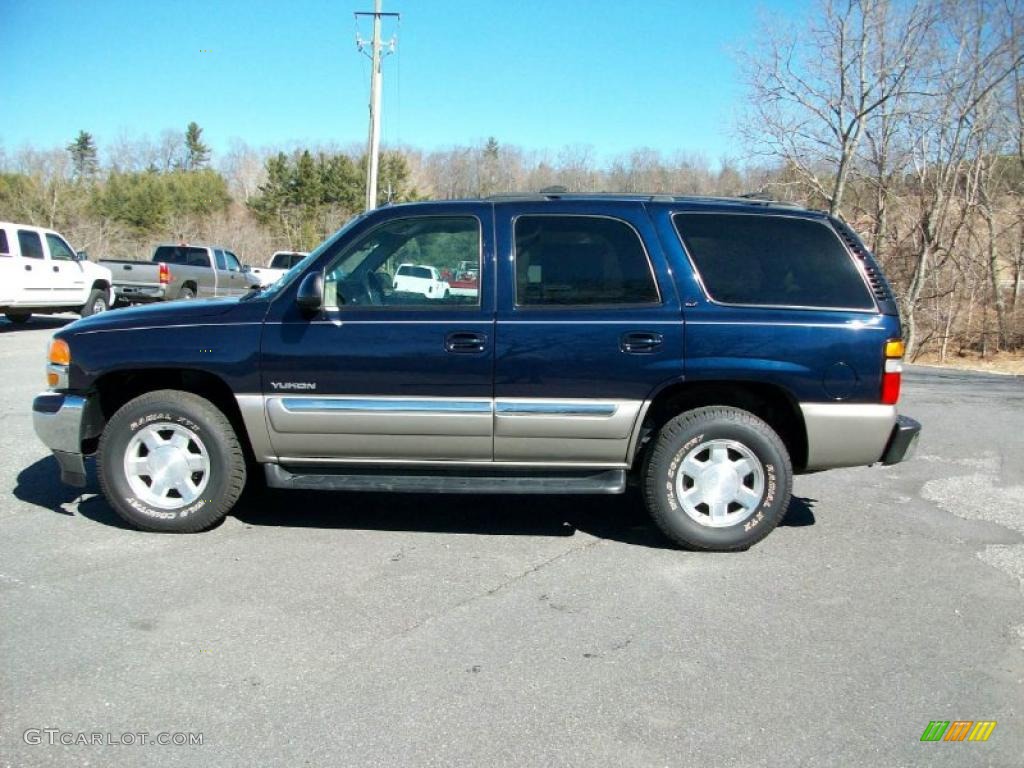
[
  {"x1": 881, "y1": 415, "x2": 921, "y2": 465},
  {"x1": 32, "y1": 393, "x2": 101, "y2": 488}
]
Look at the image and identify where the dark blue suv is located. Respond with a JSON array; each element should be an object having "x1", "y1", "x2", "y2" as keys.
[{"x1": 32, "y1": 194, "x2": 920, "y2": 550}]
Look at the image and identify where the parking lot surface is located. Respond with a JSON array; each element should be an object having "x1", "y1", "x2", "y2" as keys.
[{"x1": 1, "y1": 316, "x2": 1022, "y2": 767}]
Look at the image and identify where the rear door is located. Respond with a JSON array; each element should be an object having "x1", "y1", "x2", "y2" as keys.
[
  {"x1": 16, "y1": 229, "x2": 54, "y2": 304},
  {"x1": 0, "y1": 228, "x2": 18, "y2": 305},
  {"x1": 260, "y1": 204, "x2": 496, "y2": 462},
  {"x1": 493, "y1": 202, "x2": 684, "y2": 465}
]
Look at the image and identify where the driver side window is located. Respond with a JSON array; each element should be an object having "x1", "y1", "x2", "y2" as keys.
[{"x1": 323, "y1": 216, "x2": 480, "y2": 309}]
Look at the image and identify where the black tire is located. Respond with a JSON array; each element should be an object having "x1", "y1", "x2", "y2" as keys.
[
  {"x1": 80, "y1": 288, "x2": 109, "y2": 317},
  {"x1": 97, "y1": 390, "x2": 247, "y2": 532},
  {"x1": 178, "y1": 285, "x2": 196, "y2": 300},
  {"x1": 4, "y1": 312, "x2": 30, "y2": 324},
  {"x1": 643, "y1": 406, "x2": 792, "y2": 551}
]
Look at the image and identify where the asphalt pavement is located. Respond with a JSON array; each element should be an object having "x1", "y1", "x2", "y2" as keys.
[{"x1": 1, "y1": 315, "x2": 1022, "y2": 767}]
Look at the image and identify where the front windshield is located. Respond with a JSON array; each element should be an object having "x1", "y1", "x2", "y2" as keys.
[{"x1": 255, "y1": 214, "x2": 366, "y2": 299}]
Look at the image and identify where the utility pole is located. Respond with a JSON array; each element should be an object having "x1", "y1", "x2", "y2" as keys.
[{"x1": 356, "y1": 1, "x2": 399, "y2": 212}]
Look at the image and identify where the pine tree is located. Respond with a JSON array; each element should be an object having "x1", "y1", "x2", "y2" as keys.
[
  {"x1": 67, "y1": 130, "x2": 98, "y2": 180},
  {"x1": 184, "y1": 122, "x2": 211, "y2": 170}
]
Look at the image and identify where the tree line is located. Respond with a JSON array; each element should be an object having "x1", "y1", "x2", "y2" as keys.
[{"x1": 1, "y1": 0, "x2": 1021, "y2": 360}]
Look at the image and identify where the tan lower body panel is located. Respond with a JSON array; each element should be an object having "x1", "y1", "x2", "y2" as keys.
[
  {"x1": 494, "y1": 399, "x2": 643, "y2": 463},
  {"x1": 237, "y1": 394, "x2": 644, "y2": 465},
  {"x1": 800, "y1": 402, "x2": 896, "y2": 470}
]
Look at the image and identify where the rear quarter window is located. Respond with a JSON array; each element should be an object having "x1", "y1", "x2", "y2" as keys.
[
  {"x1": 0, "y1": 229, "x2": 9, "y2": 256},
  {"x1": 673, "y1": 213, "x2": 875, "y2": 310}
]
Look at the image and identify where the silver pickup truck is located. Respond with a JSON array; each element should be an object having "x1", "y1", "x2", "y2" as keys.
[{"x1": 101, "y1": 244, "x2": 259, "y2": 303}]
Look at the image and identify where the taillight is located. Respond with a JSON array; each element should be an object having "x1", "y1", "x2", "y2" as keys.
[
  {"x1": 158, "y1": 262, "x2": 171, "y2": 285},
  {"x1": 881, "y1": 339, "x2": 904, "y2": 405}
]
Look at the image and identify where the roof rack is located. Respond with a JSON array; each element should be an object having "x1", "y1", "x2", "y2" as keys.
[{"x1": 483, "y1": 191, "x2": 804, "y2": 209}]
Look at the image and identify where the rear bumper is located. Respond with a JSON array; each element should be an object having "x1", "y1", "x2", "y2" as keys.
[
  {"x1": 114, "y1": 284, "x2": 167, "y2": 302},
  {"x1": 881, "y1": 415, "x2": 921, "y2": 465},
  {"x1": 32, "y1": 393, "x2": 100, "y2": 488}
]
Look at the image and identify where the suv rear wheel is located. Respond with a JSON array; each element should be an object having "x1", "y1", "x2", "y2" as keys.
[
  {"x1": 643, "y1": 406, "x2": 792, "y2": 551},
  {"x1": 97, "y1": 390, "x2": 246, "y2": 532}
]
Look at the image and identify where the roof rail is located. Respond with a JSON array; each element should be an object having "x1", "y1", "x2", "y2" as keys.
[{"x1": 481, "y1": 191, "x2": 805, "y2": 209}]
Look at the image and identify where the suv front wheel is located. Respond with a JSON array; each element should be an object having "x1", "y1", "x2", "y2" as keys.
[
  {"x1": 97, "y1": 390, "x2": 246, "y2": 532},
  {"x1": 643, "y1": 406, "x2": 792, "y2": 551}
]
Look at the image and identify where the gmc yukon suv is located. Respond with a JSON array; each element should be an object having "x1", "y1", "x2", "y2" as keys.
[{"x1": 32, "y1": 194, "x2": 920, "y2": 551}]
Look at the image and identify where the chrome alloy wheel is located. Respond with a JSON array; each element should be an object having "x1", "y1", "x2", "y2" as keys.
[
  {"x1": 92, "y1": 297, "x2": 107, "y2": 314},
  {"x1": 675, "y1": 439, "x2": 765, "y2": 528},
  {"x1": 123, "y1": 423, "x2": 211, "y2": 509}
]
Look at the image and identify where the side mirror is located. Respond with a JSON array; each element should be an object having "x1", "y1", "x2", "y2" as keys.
[
  {"x1": 295, "y1": 272, "x2": 323, "y2": 314},
  {"x1": 75, "y1": 250, "x2": 88, "y2": 261},
  {"x1": 241, "y1": 264, "x2": 251, "y2": 273}
]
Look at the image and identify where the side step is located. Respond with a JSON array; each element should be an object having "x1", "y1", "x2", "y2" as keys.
[{"x1": 265, "y1": 464, "x2": 627, "y2": 495}]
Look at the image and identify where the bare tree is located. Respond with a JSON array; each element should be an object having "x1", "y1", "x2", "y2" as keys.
[{"x1": 739, "y1": 0, "x2": 937, "y2": 216}]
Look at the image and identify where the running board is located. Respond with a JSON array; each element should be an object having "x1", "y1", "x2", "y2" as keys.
[{"x1": 265, "y1": 464, "x2": 627, "y2": 495}]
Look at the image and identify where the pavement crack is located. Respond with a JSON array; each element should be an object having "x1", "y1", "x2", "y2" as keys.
[{"x1": 392, "y1": 537, "x2": 603, "y2": 641}]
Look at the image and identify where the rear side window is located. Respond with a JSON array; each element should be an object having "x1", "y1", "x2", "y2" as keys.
[
  {"x1": 271, "y1": 253, "x2": 298, "y2": 269},
  {"x1": 673, "y1": 214, "x2": 874, "y2": 310},
  {"x1": 18, "y1": 230, "x2": 44, "y2": 259},
  {"x1": 514, "y1": 216, "x2": 659, "y2": 306},
  {"x1": 0, "y1": 229, "x2": 9, "y2": 256},
  {"x1": 398, "y1": 265, "x2": 432, "y2": 279},
  {"x1": 153, "y1": 246, "x2": 209, "y2": 267}
]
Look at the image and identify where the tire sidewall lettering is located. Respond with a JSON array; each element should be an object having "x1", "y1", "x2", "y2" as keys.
[{"x1": 664, "y1": 432, "x2": 704, "y2": 512}]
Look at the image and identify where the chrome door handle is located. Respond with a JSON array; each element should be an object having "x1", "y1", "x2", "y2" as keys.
[
  {"x1": 620, "y1": 331, "x2": 663, "y2": 354},
  {"x1": 445, "y1": 331, "x2": 487, "y2": 354}
]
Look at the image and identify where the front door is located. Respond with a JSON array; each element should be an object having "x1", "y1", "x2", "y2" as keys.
[
  {"x1": 223, "y1": 251, "x2": 246, "y2": 295},
  {"x1": 492, "y1": 202, "x2": 684, "y2": 465},
  {"x1": 45, "y1": 232, "x2": 86, "y2": 306},
  {"x1": 261, "y1": 205, "x2": 495, "y2": 462}
]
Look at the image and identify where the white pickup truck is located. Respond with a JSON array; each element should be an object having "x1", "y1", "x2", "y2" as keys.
[
  {"x1": 0, "y1": 222, "x2": 113, "y2": 324},
  {"x1": 248, "y1": 250, "x2": 308, "y2": 289},
  {"x1": 392, "y1": 263, "x2": 451, "y2": 299}
]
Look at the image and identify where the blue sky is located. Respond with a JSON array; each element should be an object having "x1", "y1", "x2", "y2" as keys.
[{"x1": 2, "y1": 0, "x2": 802, "y2": 163}]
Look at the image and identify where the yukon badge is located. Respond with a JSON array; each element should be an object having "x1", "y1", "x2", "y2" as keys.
[{"x1": 270, "y1": 381, "x2": 317, "y2": 391}]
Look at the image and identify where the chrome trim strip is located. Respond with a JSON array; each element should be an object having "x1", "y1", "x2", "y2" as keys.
[
  {"x1": 800, "y1": 402, "x2": 897, "y2": 470},
  {"x1": 276, "y1": 456, "x2": 629, "y2": 469},
  {"x1": 497, "y1": 320, "x2": 682, "y2": 325},
  {"x1": 495, "y1": 402, "x2": 616, "y2": 416},
  {"x1": 308, "y1": 319, "x2": 493, "y2": 325},
  {"x1": 280, "y1": 397, "x2": 492, "y2": 414},
  {"x1": 686, "y1": 320, "x2": 887, "y2": 330}
]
